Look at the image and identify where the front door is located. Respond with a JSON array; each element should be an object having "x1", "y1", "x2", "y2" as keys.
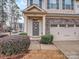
[{"x1": 32, "y1": 21, "x2": 39, "y2": 36}]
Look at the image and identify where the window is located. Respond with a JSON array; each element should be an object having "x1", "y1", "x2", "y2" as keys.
[
  {"x1": 63, "y1": 0, "x2": 74, "y2": 9},
  {"x1": 30, "y1": 0, "x2": 33, "y2": 5},
  {"x1": 68, "y1": 24, "x2": 74, "y2": 27},
  {"x1": 33, "y1": 0, "x2": 39, "y2": 5},
  {"x1": 30, "y1": 0, "x2": 42, "y2": 7},
  {"x1": 47, "y1": 0, "x2": 59, "y2": 9},
  {"x1": 77, "y1": 5, "x2": 79, "y2": 8},
  {"x1": 59, "y1": 24, "x2": 66, "y2": 27},
  {"x1": 76, "y1": 24, "x2": 79, "y2": 27},
  {"x1": 51, "y1": 24, "x2": 57, "y2": 27},
  {"x1": 5, "y1": 0, "x2": 7, "y2": 2}
]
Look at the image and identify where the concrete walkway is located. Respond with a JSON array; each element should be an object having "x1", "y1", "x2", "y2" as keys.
[
  {"x1": 21, "y1": 40, "x2": 67, "y2": 59},
  {"x1": 54, "y1": 40, "x2": 79, "y2": 59},
  {"x1": 29, "y1": 40, "x2": 58, "y2": 50}
]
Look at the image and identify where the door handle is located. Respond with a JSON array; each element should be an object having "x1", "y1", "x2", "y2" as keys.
[
  {"x1": 74, "y1": 32, "x2": 76, "y2": 35},
  {"x1": 58, "y1": 32, "x2": 60, "y2": 35}
]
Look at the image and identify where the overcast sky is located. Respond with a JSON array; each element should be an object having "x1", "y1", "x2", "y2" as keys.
[{"x1": 16, "y1": 0, "x2": 27, "y2": 10}]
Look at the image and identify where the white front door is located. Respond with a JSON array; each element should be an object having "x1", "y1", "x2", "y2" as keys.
[{"x1": 50, "y1": 24, "x2": 79, "y2": 41}]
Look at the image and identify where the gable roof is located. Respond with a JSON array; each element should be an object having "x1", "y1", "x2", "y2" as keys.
[{"x1": 23, "y1": 4, "x2": 47, "y2": 14}]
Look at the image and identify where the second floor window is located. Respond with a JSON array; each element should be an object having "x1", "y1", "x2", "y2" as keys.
[
  {"x1": 63, "y1": 0, "x2": 74, "y2": 9},
  {"x1": 30, "y1": 0, "x2": 42, "y2": 8},
  {"x1": 47, "y1": 0, "x2": 59, "y2": 9},
  {"x1": 33, "y1": 0, "x2": 39, "y2": 5}
]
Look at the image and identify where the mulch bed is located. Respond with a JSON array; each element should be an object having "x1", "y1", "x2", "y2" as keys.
[
  {"x1": 0, "y1": 50, "x2": 68, "y2": 59},
  {"x1": 0, "y1": 53, "x2": 25, "y2": 59},
  {"x1": 0, "y1": 54, "x2": 23, "y2": 59},
  {"x1": 21, "y1": 50, "x2": 68, "y2": 59},
  {"x1": 0, "y1": 50, "x2": 30, "y2": 59}
]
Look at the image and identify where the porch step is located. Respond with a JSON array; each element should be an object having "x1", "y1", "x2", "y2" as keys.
[{"x1": 30, "y1": 36, "x2": 41, "y2": 40}]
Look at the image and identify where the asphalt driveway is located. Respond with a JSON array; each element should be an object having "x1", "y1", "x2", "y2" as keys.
[{"x1": 54, "y1": 40, "x2": 79, "y2": 59}]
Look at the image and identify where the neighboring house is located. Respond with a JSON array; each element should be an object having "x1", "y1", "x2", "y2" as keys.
[
  {"x1": 23, "y1": 0, "x2": 79, "y2": 41},
  {"x1": 0, "y1": 0, "x2": 22, "y2": 32},
  {"x1": 17, "y1": 16, "x2": 24, "y2": 32}
]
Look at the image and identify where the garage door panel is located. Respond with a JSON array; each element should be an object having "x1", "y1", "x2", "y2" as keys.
[
  {"x1": 50, "y1": 27, "x2": 79, "y2": 41},
  {"x1": 62, "y1": 28, "x2": 74, "y2": 37},
  {"x1": 75, "y1": 28, "x2": 79, "y2": 35},
  {"x1": 61, "y1": 28, "x2": 77, "y2": 40}
]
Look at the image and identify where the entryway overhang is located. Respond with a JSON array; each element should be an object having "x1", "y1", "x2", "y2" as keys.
[
  {"x1": 23, "y1": 4, "x2": 47, "y2": 15},
  {"x1": 23, "y1": 4, "x2": 47, "y2": 36}
]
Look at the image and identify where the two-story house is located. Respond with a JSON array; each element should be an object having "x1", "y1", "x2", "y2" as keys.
[{"x1": 23, "y1": 0, "x2": 79, "y2": 41}]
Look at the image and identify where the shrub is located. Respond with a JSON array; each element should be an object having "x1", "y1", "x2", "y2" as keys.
[
  {"x1": 0, "y1": 34, "x2": 8, "y2": 38},
  {"x1": 41, "y1": 34, "x2": 53, "y2": 44},
  {"x1": 19, "y1": 32, "x2": 27, "y2": 35},
  {"x1": 0, "y1": 35, "x2": 30, "y2": 56}
]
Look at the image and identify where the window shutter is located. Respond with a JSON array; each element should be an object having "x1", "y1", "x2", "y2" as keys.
[
  {"x1": 57, "y1": 0, "x2": 59, "y2": 9},
  {"x1": 47, "y1": 0, "x2": 49, "y2": 9},
  {"x1": 30, "y1": 0, "x2": 33, "y2": 5},
  {"x1": 71, "y1": 0, "x2": 74, "y2": 9},
  {"x1": 63, "y1": 0, "x2": 65, "y2": 9},
  {"x1": 39, "y1": 0, "x2": 42, "y2": 8}
]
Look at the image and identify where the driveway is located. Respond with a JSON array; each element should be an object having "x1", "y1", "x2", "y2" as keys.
[{"x1": 54, "y1": 40, "x2": 79, "y2": 59}]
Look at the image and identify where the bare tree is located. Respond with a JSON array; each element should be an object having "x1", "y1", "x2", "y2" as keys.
[
  {"x1": 0, "y1": 0, "x2": 8, "y2": 32},
  {"x1": 10, "y1": 0, "x2": 21, "y2": 32},
  {"x1": 0, "y1": 0, "x2": 22, "y2": 32}
]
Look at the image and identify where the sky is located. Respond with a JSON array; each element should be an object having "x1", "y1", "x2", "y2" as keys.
[
  {"x1": 15, "y1": 0, "x2": 27, "y2": 23},
  {"x1": 16, "y1": 0, "x2": 27, "y2": 10}
]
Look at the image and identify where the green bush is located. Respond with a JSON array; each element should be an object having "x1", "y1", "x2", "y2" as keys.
[
  {"x1": 0, "y1": 35, "x2": 30, "y2": 56},
  {"x1": 19, "y1": 32, "x2": 27, "y2": 35},
  {"x1": 41, "y1": 34, "x2": 53, "y2": 44}
]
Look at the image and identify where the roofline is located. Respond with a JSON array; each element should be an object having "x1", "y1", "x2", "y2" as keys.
[{"x1": 22, "y1": 4, "x2": 47, "y2": 13}]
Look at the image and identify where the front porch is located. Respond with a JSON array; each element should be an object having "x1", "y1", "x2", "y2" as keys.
[
  {"x1": 23, "y1": 5, "x2": 47, "y2": 37},
  {"x1": 24, "y1": 16, "x2": 46, "y2": 37}
]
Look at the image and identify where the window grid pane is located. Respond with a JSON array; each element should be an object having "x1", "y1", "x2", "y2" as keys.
[
  {"x1": 76, "y1": 24, "x2": 79, "y2": 27},
  {"x1": 59, "y1": 24, "x2": 66, "y2": 27},
  {"x1": 68, "y1": 24, "x2": 74, "y2": 27},
  {"x1": 63, "y1": 0, "x2": 73, "y2": 9},
  {"x1": 30, "y1": 0, "x2": 42, "y2": 7},
  {"x1": 48, "y1": 0, "x2": 59, "y2": 9},
  {"x1": 51, "y1": 24, "x2": 57, "y2": 27},
  {"x1": 49, "y1": 4, "x2": 57, "y2": 9}
]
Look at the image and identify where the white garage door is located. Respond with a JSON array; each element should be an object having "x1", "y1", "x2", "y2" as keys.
[{"x1": 50, "y1": 24, "x2": 79, "y2": 41}]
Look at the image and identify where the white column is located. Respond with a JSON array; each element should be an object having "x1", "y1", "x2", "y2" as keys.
[
  {"x1": 43, "y1": 15, "x2": 46, "y2": 35},
  {"x1": 24, "y1": 16, "x2": 28, "y2": 32}
]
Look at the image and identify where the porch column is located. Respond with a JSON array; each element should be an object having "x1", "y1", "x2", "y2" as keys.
[
  {"x1": 43, "y1": 15, "x2": 46, "y2": 35},
  {"x1": 24, "y1": 16, "x2": 28, "y2": 32}
]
